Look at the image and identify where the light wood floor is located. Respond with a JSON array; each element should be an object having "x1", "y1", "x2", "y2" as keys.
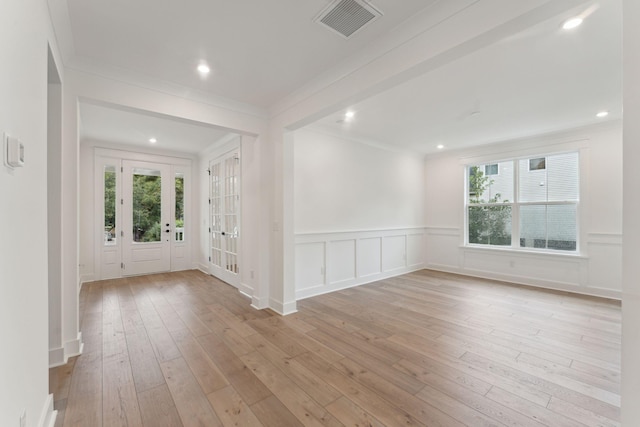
[{"x1": 50, "y1": 269, "x2": 621, "y2": 427}]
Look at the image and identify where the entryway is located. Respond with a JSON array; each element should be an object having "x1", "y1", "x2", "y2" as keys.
[{"x1": 95, "y1": 150, "x2": 190, "y2": 279}]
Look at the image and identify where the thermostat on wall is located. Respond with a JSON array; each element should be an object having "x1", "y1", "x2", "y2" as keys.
[{"x1": 4, "y1": 133, "x2": 24, "y2": 168}]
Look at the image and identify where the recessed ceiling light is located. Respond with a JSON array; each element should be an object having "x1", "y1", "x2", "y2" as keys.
[
  {"x1": 149, "y1": 138, "x2": 157, "y2": 144},
  {"x1": 197, "y1": 63, "x2": 210, "y2": 74},
  {"x1": 345, "y1": 111, "x2": 355, "y2": 119},
  {"x1": 596, "y1": 111, "x2": 609, "y2": 118},
  {"x1": 437, "y1": 144, "x2": 444, "y2": 150},
  {"x1": 562, "y1": 17, "x2": 583, "y2": 30}
]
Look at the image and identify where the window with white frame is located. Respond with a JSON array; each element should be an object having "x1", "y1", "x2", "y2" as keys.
[{"x1": 466, "y1": 152, "x2": 579, "y2": 252}]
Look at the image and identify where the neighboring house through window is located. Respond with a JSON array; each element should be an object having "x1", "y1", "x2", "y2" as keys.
[{"x1": 466, "y1": 152, "x2": 579, "y2": 252}]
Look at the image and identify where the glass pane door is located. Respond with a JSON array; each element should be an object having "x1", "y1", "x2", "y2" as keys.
[
  {"x1": 208, "y1": 150, "x2": 241, "y2": 288},
  {"x1": 122, "y1": 161, "x2": 171, "y2": 276}
]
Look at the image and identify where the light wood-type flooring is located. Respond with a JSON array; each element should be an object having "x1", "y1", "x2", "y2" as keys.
[{"x1": 50, "y1": 269, "x2": 621, "y2": 426}]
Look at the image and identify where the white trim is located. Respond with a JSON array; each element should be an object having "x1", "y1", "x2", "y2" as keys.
[
  {"x1": 38, "y1": 394, "x2": 56, "y2": 427},
  {"x1": 48, "y1": 347, "x2": 65, "y2": 368},
  {"x1": 269, "y1": 298, "x2": 298, "y2": 316},
  {"x1": 251, "y1": 296, "x2": 269, "y2": 310},
  {"x1": 425, "y1": 265, "x2": 621, "y2": 300},
  {"x1": 64, "y1": 332, "x2": 84, "y2": 360}
]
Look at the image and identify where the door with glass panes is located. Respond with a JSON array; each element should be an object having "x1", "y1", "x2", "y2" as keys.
[
  {"x1": 209, "y1": 151, "x2": 240, "y2": 287},
  {"x1": 122, "y1": 160, "x2": 172, "y2": 276}
]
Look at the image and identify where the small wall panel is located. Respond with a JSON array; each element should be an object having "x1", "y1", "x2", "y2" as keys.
[
  {"x1": 407, "y1": 234, "x2": 423, "y2": 266},
  {"x1": 382, "y1": 235, "x2": 406, "y2": 272},
  {"x1": 295, "y1": 242, "x2": 326, "y2": 292},
  {"x1": 357, "y1": 237, "x2": 381, "y2": 277},
  {"x1": 328, "y1": 240, "x2": 356, "y2": 284}
]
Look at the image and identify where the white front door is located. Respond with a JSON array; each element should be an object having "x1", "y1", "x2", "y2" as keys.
[
  {"x1": 209, "y1": 151, "x2": 241, "y2": 287},
  {"x1": 122, "y1": 160, "x2": 172, "y2": 276}
]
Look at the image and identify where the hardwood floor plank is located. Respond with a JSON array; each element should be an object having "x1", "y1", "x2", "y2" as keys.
[
  {"x1": 198, "y1": 333, "x2": 273, "y2": 405},
  {"x1": 325, "y1": 396, "x2": 386, "y2": 427},
  {"x1": 137, "y1": 384, "x2": 184, "y2": 427},
  {"x1": 160, "y1": 357, "x2": 223, "y2": 427},
  {"x1": 207, "y1": 385, "x2": 264, "y2": 427},
  {"x1": 170, "y1": 328, "x2": 229, "y2": 394},
  {"x1": 240, "y1": 351, "x2": 343, "y2": 427},
  {"x1": 250, "y1": 396, "x2": 303, "y2": 427},
  {"x1": 332, "y1": 357, "x2": 466, "y2": 427},
  {"x1": 246, "y1": 333, "x2": 342, "y2": 406},
  {"x1": 102, "y1": 356, "x2": 143, "y2": 427}
]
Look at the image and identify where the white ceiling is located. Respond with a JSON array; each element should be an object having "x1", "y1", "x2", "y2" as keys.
[
  {"x1": 63, "y1": 0, "x2": 434, "y2": 108},
  {"x1": 311, "y1": 0, "x2": 622, "y2": 155},
  {"x1": 53, "y1": 0, "x2": 621, "y2": 156},
  {"x1": 79, "y1": 103, "x2": 233, "y2": 154}
]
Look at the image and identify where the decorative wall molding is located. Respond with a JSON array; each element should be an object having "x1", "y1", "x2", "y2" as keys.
[{"x1": 295, "y1": 227, "x2": 426, "y2": 300}]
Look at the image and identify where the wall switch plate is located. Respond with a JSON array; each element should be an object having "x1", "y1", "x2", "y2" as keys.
[{"x1": 4, "y1": 133, "x2": 24, "y2": 168}]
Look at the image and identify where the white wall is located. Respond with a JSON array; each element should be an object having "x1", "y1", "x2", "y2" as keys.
[
  {"x1": 622, "y1": 0, "x2": 640, "y2": 423},
  {"x1": 424, "y1": 122, "x2": 622, "y2": 298},
  {"x1": 0, "y1": 0, "x2": 58, "y2": 425},
  {"x1": 293, "y1": 128, "x2": 426, "y2": 299}
]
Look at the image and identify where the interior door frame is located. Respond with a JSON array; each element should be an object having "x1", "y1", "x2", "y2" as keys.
[{"x1": 93, "y1": 148, "x2": 192, "y2": 280}]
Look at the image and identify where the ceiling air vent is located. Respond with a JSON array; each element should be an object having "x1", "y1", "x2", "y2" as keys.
[{"x1": 314, "y1": 0, "x2": 383, "y2": 39}]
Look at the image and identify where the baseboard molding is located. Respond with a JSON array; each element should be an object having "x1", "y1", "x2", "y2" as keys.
[
  {"x1": 268, "y1": 298, "x2": 298, "y2": 316},
  {"x1": 251, "y1": 295, "x2": 269, "y2": 310},
  {"x1": 64, "y1": 332, "x2": 83, "y2": 360},
  {"x1": 38, "y1": 394, "x2": 56, "y2": 427},
  {"x1": 196, "y1": 263, "x2": 209, "y2": 275},
  {"x1": 79, "y1": 273, "x2": 94, "y2": 286},
  {"x1": 426, "y1": 264, "x2": 622, "y2": 300},
  {"x1": 296, "y1": 264, "x2": 424, "y2": 300},
  {"x1": 49, "y1": 347, "x2": 65, "y2": 368},
  {"x1": 238, "y1": 282, "x2": 254, "y2": 299}
]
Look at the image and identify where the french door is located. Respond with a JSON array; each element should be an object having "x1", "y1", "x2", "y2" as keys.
[
  {"x1": 122, "y1": 160, "x2": 172, "y2": 276},
  {"x1": 209, "y1": 150, "x2": 241, "y2": 287}
]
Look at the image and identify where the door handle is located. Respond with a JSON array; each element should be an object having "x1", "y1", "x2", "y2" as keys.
[
  {"x1": 221, "y1": 231, "x2": 226, "y2": 236},
  {"x1": 165, "y1": 229, "x2": 170, "y2": 233}
]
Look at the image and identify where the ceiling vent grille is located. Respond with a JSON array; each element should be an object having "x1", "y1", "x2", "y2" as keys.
[{"x1": 314, "y1": 0, "x2": 383, "y2": 39}]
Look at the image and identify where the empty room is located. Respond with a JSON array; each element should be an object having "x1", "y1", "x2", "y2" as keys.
[{"x1": 2, "y1": 0, "x2": 640, "y2": 426}]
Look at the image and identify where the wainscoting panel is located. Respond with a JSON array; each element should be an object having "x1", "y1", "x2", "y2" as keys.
[
  {"x1": 328, "y1": 239, "x2": 356, "y2": 284},
  {"x1": 295, "y1": 242, "x2": 326, "y2": 295},
  {"x1": 357, "y1": 237, "x2": 382, "y2": 278},
  {"x1": 587, "y1": 233, "x2": 623, "y2": 292},
  {"x1": 295, "y1": 228, "x2": 426, "y2": 300},
  {"x1": 382, "y1": 235, "x2": 406, "y2": 272}
]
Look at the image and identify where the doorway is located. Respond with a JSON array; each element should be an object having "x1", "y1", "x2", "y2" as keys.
[
  {"x1": 209, "y1": 149, "x2": 241, "y2": 288},
  {"x1": 95, "y1": 150, "x2": 191, "y2": 279}
]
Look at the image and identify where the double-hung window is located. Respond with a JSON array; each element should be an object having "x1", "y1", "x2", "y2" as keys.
[{"x1": 466, "y1": 152, "x2": 579, "y2": 252}]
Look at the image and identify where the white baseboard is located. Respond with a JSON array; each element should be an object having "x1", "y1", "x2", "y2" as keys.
[
  {"x1": 38, "y1": 394, "x2": 56, "y2": 427},
  {"x1": 251, "y1": 295, "x2": 269, "y2": 310},
  {"x1": 426, "y1": 264, "x2": 622, "y2": 300},
  {"x1": 64, "y1": 332, "x2": 83, "y2": 359},
  {"x1": 48, "y1": 347, "x2": 65, "y2": 368},
  {"x1": 79, "y1": 274, "x2": 94, "y2": 286},
  {"x1": 268, "y1": 298, "x2": 298, "y2": 316},
  {"x1": 296, "y1": 264, "x2": 424, "y2": 301},
  {"x1": 49, "y1": 332, "x2": 84, "y2": 368},
  {"x1": 196, "y1": 263, "x2": 209, "y2": 275}
]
